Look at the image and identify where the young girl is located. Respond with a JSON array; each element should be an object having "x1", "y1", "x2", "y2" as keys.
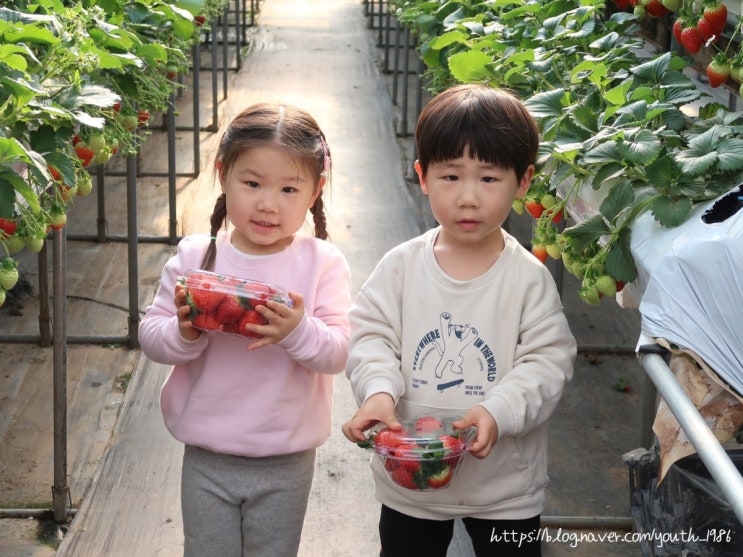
[{"x1": 139, "y1": 103, "x2": 351, "y2": 557}]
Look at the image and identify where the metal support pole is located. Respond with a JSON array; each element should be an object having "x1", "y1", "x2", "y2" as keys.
[
  {"x1": 166, "y1": 94, "x2": 178, "y2": 244},
  {"x1": 95, "y1": 164, "x2": 107, "y2": 242},
  {"x1": 37, "y1": 242, "x2": 50, "y2": 347},
  {"x1": 192, "y1": 43, "x2": 202, "y2": 172},
  {"x1": 398, "y1": 26, "x2": 410, "y2": 137},
  {"x1": 222, "y1": 7, "x2": 229, "y2": 100},
  {"x1": 638, "y1": 349, "x2": 743, "y2": 525},
  {"x1": 126, "y1": 156, "x2": 140, "y2": 348},
  {"x1": 211, "y1": 16, "x2": 219, "y2": 131},
  {"x1": 52, "y1": 226, "x2": 68, "y2": 523}
]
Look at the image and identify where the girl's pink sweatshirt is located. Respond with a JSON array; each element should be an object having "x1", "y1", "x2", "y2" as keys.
[{"x1": 139, "y1": 232, "x2": 351, "y2": 457}]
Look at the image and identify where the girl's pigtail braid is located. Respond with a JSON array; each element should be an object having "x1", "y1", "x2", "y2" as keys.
[
  {"x1": 310, "y1": 196, "x2": 328, "y2": 240},
  {"x1": 199, "y1": 193, "x2": 228, "y2": 270}
]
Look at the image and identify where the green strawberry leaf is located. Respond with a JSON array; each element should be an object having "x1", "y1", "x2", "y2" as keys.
[
  {"x1": 599, "y1": 181, "x2": 635, "y2": 222},
  {"x1": 605, "y1": 227, "x2": 637, "y2": 283},
  {"x1": 562, "y1": 214, "x2": 611, "y2": 251},
  {"x1": 650, "y1": 195, "x2": 693, "y2": 227}
]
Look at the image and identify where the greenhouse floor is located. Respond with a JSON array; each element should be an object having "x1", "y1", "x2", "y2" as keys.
[{"x1": 2, "y1": 0, "x2": 733, "y2": 555}]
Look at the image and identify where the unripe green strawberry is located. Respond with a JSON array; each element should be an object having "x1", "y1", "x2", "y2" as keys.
[
  {"x1": 561, "y1": 252, "x2": 575, "y2": 274},
  {"x1": 0, "y1": 258, "x2": 19, "y2": 290},
  {"x1": 595, "y1": 274, "x2": 618, "y2": 297},
  {"x1": 511, "y1": 198, "x2": 525, "y2": 215},
  {"x1": 579, "y1": 284, "x2": 601, "y2": 306},
  {"x1": 25, "y1": 236, "x2": 45, "y2": 253},
  {"x1": 76, "y1": 172, "x2": 93, "y2": 197},
  {"x1": 540, "y1": 193, "x2": 558, "y2": 209},
  {"x1": 661, "y1": 0, "x2": 679, "y2": 11},
  {"x1": 546, "y1": 243, "x2": 561, "y2": 259},
  {"x1": 3, "y1": 235, "x2": 25, "y2": 254},
  {"x1": 0, "y1": 288, "x2": 6, "y2": 307}
]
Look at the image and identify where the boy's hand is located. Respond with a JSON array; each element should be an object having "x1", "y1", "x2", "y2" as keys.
[
  {"x1": 246, "y1": 292, "x2": 305, "y2": 350},
  {"x1": 342, "y1": 392, "x2": 400, "y2": 443},
  {"x1": 454, "y1": 405, "x2": 499, "y2": 459},
  {"x1": 175, "y1": 285, "x2": 202, "y2": 341}
]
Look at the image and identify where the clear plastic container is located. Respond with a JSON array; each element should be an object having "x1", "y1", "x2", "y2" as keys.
[
  {"x1": 177, "y1": 269, "x2": 292, "y2": 338},
  {"x1": 358, "y1": 412, "x2": 477, "y2": 491}
]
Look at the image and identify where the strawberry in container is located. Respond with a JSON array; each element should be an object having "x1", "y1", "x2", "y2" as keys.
[
  {"x1": 357, "y1": 412, "x2": 477, "y2": 491},
  {"x1": 177, "y1": 269, "x2": 293, "y2": 338}
]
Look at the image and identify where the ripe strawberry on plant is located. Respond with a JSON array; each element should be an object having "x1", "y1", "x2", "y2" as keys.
[
  {"x1": 672, "y1": 18, "x2": 685, "y2": 44},
  {"x1": 644, "y1": 0, "x2": 669, "y2": 17},
  {"x1": 707, "y1": 54, "x2": 730, "y2": 88},
  {"x1": 702, "y1": 1, "x2": 728, "y2": 31},
  {"x1": 0, "y1": 258, "x2": 19, "y2": 291},
  {"x1": 524, "y1": 199, "x2": 545, "y2": 219},
  {"x1": 679, "y1": 26, "x2": 703, "y2": 54},
  {"x1": 697, "y1": 18, "x2": 721, "y2": 42},
  {"x1": 0, "y1": 217, "x2": 17, "y2": 238},
  {"x1": 531, "y1": 244, "x2": 548, "y2": 263},
  {"x1": 74, "y1": 143, "x2": 95, "y2": 167}
]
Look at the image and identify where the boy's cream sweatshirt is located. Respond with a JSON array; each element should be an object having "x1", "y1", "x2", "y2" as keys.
[{"x1": 346, "y1": 227, "x2": 577, "y2": 520}]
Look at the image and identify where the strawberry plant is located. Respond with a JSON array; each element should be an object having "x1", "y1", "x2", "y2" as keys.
[
  {"x1": 392, "y1": 0, "x2": 743, "y2": 304},
  {"x1": 0, "y1": 0, "x2": 228, "y2": 307}
]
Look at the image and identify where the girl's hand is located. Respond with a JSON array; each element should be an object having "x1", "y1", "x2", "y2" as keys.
[
  {"x1": 245, "y1": 291, "x2": 305, "y2": 350},
  {"x1": 341, "y1": 392, "x2": 400, "y2": 443},
  {"x1": 453, "y1": 405, "x2": 499, "y2": 459},
  {"x1": 175, "y1": 285, "x2": 202, "y2": 341}
]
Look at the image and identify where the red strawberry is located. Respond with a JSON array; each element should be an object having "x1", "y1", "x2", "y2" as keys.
[
  {"x1": 192, "y1": 312, "x2": 222, "y2": 331},
  {"x1": 532, "y1": 244, "x2": 548, "y2": 263},
  {"x1": 393, "y1": 442, "x2": 422, "y2": 472},
  {"x1": 697, "y1": 17, "x2": 721, "y2": 42},
  {"x1": 524, "y1": 199, "x2": 545, "y2": 219},
  {"x1": 616, "y1": 280, "x2": 626, "y2": 293},
  {"x1": 707, "y1": 56, "x2": 730, "y2": 88},
  {"x1": 426, "y1": 465, "x2": 453, "y2": 489},
  {"x1": 703, "y1": 2, "x2": 728, "y2": 31},
  {"x1": 644, "y1": 0, "x2": 669, "y2": 17},
  {"x1": 374, "y1": 428, "x2": 405, "y2": 452},
  {"x1": 549, "y1": 207, "x2": 563, "y2": 224},
  {"x1": 679, "y1": 26, "x2": 703, "y2": 54},
  {"x1": 415, "y1": 416, "x2": 443, "y2": 433},
  {"x1": 612, "y1": 378, "x2": 632, "y2": 393},
  {"x1": 188, "y1": 284, "x2": 225, "y2": 314},
  {"x1": 390, "y1": 467, "x2": 418, "y2": 490},
  {"x1": 75, "y1": 142, "x2": 95, "y2": 167},
  {"x1": 48, "y1": 165, "x2": 62, "y2": 182},
  {"x1": 214, "y1": 295, "x2": 246, "y2": 324},
  {"x1": 0, "y1": 217, "x2": 17, "y2": 237},
  {"x1": 238, "y1": 309, "x2": 265, "y2": 338},
  {"x1": 612, "y1": 0, "x2": 631, "y2": 8},
  {"x1": 672, "y1": 19, "x2": 684, "y2": 44}
]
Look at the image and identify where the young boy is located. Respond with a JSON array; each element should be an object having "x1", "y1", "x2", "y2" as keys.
[{"x1": 342, "y1": 84, "x2": 577, "y2": 556}]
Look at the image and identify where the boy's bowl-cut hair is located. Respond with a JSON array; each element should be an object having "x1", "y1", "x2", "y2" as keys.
[{"x1": 415, "y1": 84, "x2": 540, "y2": 182}]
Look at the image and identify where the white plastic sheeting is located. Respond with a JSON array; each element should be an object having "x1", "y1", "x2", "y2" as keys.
[{"x1": 632, "y1": 185, "x2": 743, "y2": 397}]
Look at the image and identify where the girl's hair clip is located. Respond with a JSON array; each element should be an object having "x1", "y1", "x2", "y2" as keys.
[{"x1": 320, "y1": 135, "x2": 331, "y2": 174}]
